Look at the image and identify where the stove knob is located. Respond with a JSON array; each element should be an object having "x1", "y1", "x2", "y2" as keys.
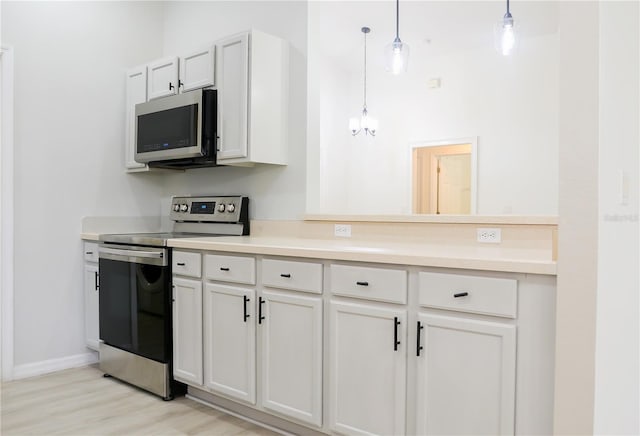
[
  {"x1": 173, "y1": 204, "x2": 180, "y2": 212},
  {"x1": 217, "y1": 203, "x2": 226, "y2": 213},
  {"x1": 227, "y1": 204, "x2": 236, "y2": 213},
  {"x1": 179, "y1": 204, "x2": 189, "y2": 212}
]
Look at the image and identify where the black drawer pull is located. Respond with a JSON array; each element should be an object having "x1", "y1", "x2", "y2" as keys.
[
  {"x1": 220, "y1": 267, "x2": 230, "y2": 271},
  {"x1": 169, "y1": 82, "x2": 174, "y2": 90},
  {"x1": 417, "y1": 321, "x2": 424, "y2": 357},
  {"x1": 85, "y1": 251, "x2": 93, "y2": 255},
  {"x1": 94, "y1": 271, "x2": 99, "y2": 291},
  {"x1": 280, "y1": 273, "x2": 291, "y2": 278},
  {"x1": 258, "y1": 297, "x2": 265, "y2": 324},
  {"x1": 243, "y1": 295, "x2": 250, "y2": 322},
  {"x1": 454, "y1": 292, "x2": 469, "y2": 298},
  {"x1": 356, "y1": 281, "x2": 369, "y2": 286},
  {"x1": 394, "y1": 317, "x2": 401, "y2": 351},
  {"x1": 176, "y1": 262, "x2": 186, "y2": 266}
]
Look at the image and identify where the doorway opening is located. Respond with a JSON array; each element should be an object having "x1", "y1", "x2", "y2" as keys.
[{"x1": 411, "y1": 138, "x2": 477, "y2": 214}]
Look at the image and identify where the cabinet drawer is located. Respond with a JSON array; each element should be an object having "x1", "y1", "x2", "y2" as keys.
[
  {"x1": 262, "y1": 259, "x2": 323, "y2": 294},
  {"x1": 84, "y1": 242, "x2": 99, "y2": 263},
  {"x1": 419, "y1": 272, "x2": 517, "y2": 318},
  {"x1": 330, "y1": 264, "x2": 407, "y2": 304},
  {"x1": 173, "y1": 251, "x2": 202, "y2": 278},
  {"x1": 205, "y1": 254, "x2": 256, "y2": 285}
]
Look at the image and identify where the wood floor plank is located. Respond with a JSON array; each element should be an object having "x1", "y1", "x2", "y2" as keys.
[{"x1": 1, "y1": 366, "x2": 278, "y2": 436}]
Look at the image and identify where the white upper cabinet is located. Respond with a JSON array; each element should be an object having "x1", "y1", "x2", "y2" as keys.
[
  {"x1": 180, "y1": 45, "x2": 216, "y2": 92},
  {"x1": 216, "y1": 30, "x2": 289, "y2": 166},
  {"x1": 147, "y1": 56, "x2": 179, "y2": 100},
  {"x1": 217, "y1": 33, "x2": 249, "y2": 161},
  {"x1": 125, "y1": 65, "x2": 148, "y2": 172}
]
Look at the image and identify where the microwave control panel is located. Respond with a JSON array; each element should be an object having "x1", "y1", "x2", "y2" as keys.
[{"x1": 170, "y1": 196, "x2": 246, "y2": 223}]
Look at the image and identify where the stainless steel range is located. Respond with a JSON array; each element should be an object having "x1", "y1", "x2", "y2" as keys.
[{"x1": 98, "y1": 195, "x2": 249, "y2": 400}]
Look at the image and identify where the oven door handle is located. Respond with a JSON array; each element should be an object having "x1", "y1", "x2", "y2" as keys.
[{"x1": 99, "y1": 246, "x2": 167, "y2": 266}]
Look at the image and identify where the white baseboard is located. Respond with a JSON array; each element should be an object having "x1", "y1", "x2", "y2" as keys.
[{"x1": 12, "y1": 351, "x2": 99, "y2": 380}]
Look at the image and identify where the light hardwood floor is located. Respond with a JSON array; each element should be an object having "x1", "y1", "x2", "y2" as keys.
[{"x1": 1, "y1": 366, "x2": 278, "y2": 435}]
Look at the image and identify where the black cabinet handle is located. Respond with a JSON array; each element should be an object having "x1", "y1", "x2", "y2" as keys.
[
  {"x1": 178, "y1": 80, "x2": 184, "y2": 88},
  {"x1": 243, "y1": 295, "x2": 250, "y2": 322},
  {"x1": 417, "y1": 321, "x2": 424, "y2": 357},
  {"x1": 94, "y1": 271, "x2": 99, "y2": 291},
  {"x1": 258, "y1": 297, "x2": 265, "y2": 324},
  {"x1": 356, "y1": 281, "x2": 369, "y2": 286},
  {"x1": 220, "y1": 267, "x2": 230, "y2": 271},
  {"x1": 394, "y1": 317, "x2": 401, "y2": 351},
  {"x1": 169, "y1": 82, "x2": 174, "y2": 90},
  {"x1": 280, "y1": 273, "x2": 291, "y2": 278},
  {"x1": 454, "y1": 292, "x2": 469, "y2": 298},
  {"x1": 176, "y1": 262, "x2": 185, "y2": 266},
  {"x1": 85, "y1": 251, "x2": 93, "y2": 255}
]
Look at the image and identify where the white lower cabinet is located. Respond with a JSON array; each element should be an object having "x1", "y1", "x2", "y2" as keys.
[
  {"x1": 172, "y1": 277, "x2": 203, "y2": 386},
  {"x1": 329, "y1": 301, "x2": 407, "y2": 436},
  {"x1": 260, "y1": 290, "x2": 323, "y2": 426},
  {"x1": 167, "y1": 251, "x2": 554, "y2": 436},
  {"x1": 83, "y1": 263, "x2": 100, "y2": 351},
  {"x1": 416, "y1": 313, "x2": 517, "y2": 435},
  {"x1": 203, "y1": 283, "x2": 256, "y2": 404}
]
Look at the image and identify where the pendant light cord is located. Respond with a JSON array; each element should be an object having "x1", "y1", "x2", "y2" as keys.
[
  {"x1": 363, "y1": 29, "x2": 367, "y2": 109},
  {"x1": 396, "y1": 0, "x2": 400, "y2": 40},
  {"x1": 506, "y1": 0, "x2": 510, "y2": 14}
]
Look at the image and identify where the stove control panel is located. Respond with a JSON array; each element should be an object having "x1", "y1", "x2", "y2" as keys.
[{"x1": 170, "y1": 195, "x2": 248, "y2": 223}]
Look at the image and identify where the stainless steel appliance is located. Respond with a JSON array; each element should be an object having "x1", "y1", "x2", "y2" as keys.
[
  {"x1": 135, "y1": 89, "x2": 219, "y2": 169},
  {"x1": 98, "y1": 195, "x2": 249, "y2": 400}
]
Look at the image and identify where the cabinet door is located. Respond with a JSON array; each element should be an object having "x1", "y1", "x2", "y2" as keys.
[
  {"x1": 147, "y1": 56, "x2": 179, "y2": 100},
  {"x1": 216, "y1": 33, "x2": 249, "y2": 160},
  {"x1": 416, "y1": 313, "x2": 516, "y2": 435},
  {"x1": 204, "y1": 283, "x2": 256, "y2": 404},
  {"x1": 83, "y1": 263, "x2": 100, "y2": 351},
  {"x1": 329, "y1": 301, "x2": 407, "y2": 435},
  {"x1": 180, "y1": 46, "x2": 215, "y2": 92},
  {"x1": 125, "y1": 66, "x2": 148, "y2": 171},
  {"x1": 172, "y1": 277, "x2": 203, "y2": 386},
  {"x1": 261, "y1": 290, "x2": 322, "y2": 427}
]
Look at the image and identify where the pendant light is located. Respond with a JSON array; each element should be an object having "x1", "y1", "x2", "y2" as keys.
[
  {"x1": 495, "y1": 0, "x2": 517, "y2": 56},
  {"x1": 349, "y1": 27, "x2": 378, "y2": 137},
  {"x1": 384, "y1": 0, "x2": 409, "y2": 74}
]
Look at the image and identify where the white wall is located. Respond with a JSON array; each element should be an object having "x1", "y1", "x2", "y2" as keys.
[
  {"x1": 554, "y1": 2, "x2": 599, "y2": 432},
  {"x1": 1, "y1": 1, "x2": 165, "y2": 368},
  {"x1": 159, "y1": 1, "x2": 308, "y2": 220},
  {"x1": 307, "y1": 1, "x2": 559, "y2": 216},
  {"x1": 594, "y1": 1, "x2": 639, "y2": 433}
]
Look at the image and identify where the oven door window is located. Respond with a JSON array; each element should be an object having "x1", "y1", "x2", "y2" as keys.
[{"x1": 99, "y1": 256, "x2": 171, "y2": 363}]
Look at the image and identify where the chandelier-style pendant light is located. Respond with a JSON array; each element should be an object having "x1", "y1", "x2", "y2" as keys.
[
  {"x1": 350, "y1": 27, "x2": 378, "y2": 136},
  {"x1": 384, "y1": 0, "x2": 409, "y2": 74},
  {"x1": 495, "y1": 0, "x2": 517, "y2": 56}
]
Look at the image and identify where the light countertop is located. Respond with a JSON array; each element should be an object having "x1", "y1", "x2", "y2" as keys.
[
  {"x1": 81, "y1": 233, "x2": 100, "y2": 241},
  {"x1": 167, "y1": 235, "x2": 556, "y2": 275}
]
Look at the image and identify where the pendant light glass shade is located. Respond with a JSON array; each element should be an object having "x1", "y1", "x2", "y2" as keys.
[
  {"x1": 385, "y1": 0, "x2": 409, "y2": 74},
  {"x1": 350, "y1": 27, "x2": 377, "y2": 136},
  {"x1": 495, "y1": 0, "x2": 517, "y2": 56},
  {"x1": 385, "y1": 38, "x2": 410, "y2": 75}
]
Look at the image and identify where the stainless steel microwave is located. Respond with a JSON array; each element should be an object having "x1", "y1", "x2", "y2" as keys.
[{"x1": 134, "y1": 88, "x2": 218, "y2": 169}]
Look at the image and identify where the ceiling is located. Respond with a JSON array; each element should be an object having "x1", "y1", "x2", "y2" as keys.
[{"x1": 310, "y1": 1, "x2": 559, "y2": 70}]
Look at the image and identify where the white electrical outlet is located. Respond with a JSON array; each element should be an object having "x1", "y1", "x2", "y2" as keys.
[
  {"x1": 477, "y1": 228, "x2": 502, "y2": 243},
  {"x1": 334, "y1": 224, "x2": 352, "y2": 238}
]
